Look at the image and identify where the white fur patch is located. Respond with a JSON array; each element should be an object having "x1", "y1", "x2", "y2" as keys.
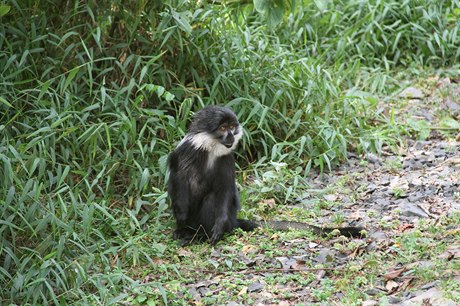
[{"x1": 177, "y1": 127, "x2": 243, "y2": 169}]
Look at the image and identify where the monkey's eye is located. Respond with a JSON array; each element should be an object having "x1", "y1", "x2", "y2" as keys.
[
  {"x1": 219, "y1": 125, "x2": 227, "y2": 132},
  {"x1": 228, "y1": 125, "x2": 234, "y2": 130}
]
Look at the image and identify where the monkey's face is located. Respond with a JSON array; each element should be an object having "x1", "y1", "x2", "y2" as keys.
[
  {"x1": 214, "y1": 121, "x2": 241, "y2": 148},
  {"x1": 185, "y1": 106, "x2": 243, "y2": 155}
]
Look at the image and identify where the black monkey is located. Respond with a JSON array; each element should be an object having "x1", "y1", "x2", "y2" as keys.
[{"x1": 168, "y1": 105, "x2": 363, "y2": 245}]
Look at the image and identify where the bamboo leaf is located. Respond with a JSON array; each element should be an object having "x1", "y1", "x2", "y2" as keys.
[
  {"x1": 0, "y1": 4, "x2": 11, "y2": 17},
  {"x1": 62, "y1": 67, "x2": 80, "y2": 93},
  {"x1": 0, "y1": 96, "x2": 12, "y2": 107}
]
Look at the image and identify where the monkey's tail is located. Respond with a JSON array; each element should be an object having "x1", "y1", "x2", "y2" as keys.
[
  {"x1": 239, "y1": 220, "x2": 364, "y2": 237},
  {"x1": 237, "y1": 219, "x2": 259, "y2": 231}
]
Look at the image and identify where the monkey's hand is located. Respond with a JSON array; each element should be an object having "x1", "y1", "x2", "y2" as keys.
[{"x1": 210, "y1": 224, "x2": 224, "y2": 245}]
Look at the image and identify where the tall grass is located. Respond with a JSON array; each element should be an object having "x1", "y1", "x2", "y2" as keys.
[
  {"x1": 278, "y1": 0, "x2": 460, "y2": 67},
  {"x1": 0, "y1": 0, "x2": 458, "y2": 304}
]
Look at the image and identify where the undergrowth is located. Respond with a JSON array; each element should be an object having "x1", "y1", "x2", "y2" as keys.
[{"x1": 0, "y1": 0, "x2": 459, "y2": 304}]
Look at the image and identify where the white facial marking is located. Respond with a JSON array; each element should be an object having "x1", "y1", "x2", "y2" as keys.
[{"x1": 177, "y1": 126, "x2": 243, "y2": 169}]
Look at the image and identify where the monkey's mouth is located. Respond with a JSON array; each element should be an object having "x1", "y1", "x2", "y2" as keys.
[{"x1": 223, "y1": 142, "x2": 233, "y2": 148}]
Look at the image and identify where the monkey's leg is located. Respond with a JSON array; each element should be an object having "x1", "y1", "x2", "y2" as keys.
[
  {"x1": 170, "y1": 181, "x2": 191, "y2": 229},
  {"x1": 200, "y1": 192, "x2": 232, "y2": 245}
]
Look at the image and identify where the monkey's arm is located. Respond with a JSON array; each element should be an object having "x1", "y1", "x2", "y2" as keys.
[
  {"x1": 168, "y1": 174, "x2": 191, "y2": 228},
  {"x1": 208, "y1": 191, "x2": 233, "y2": 245}
]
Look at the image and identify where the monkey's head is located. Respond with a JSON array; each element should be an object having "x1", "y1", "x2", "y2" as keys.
[{"x1": 186, "y1": 105, "x2": 242, "y2": 154}]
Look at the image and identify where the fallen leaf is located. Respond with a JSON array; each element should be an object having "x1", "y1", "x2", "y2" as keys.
[
  {"x1": 292, "y1": 259, "x2": 307, "y2": 270},
  {"x1": 348, "y1": 210, "x2": 363, "y2": 221},
  {"x1": 385, "y1": 280, "x2": 399, "y2": 294},
  {"x1": 400, "y1": 278, "x2": 413, "y2": 291},
  {"x1": 308, "y1": 242, "x2": 319, "y2": 248},
  {"x1": 397, "y1": 223, "x2": 415, "y2": 233},
  {"x1": 242, "y1": 245, "x2": 256, "y2": 255},
  {"x1": 238, "y1": 286, "x2": 248, "y2": 295},
  {"x1": 443, "y1": 228, "x2": 460, "y2": 237},
  {"x1": 439, "y1": 244, "x2": 460, "y2": 260},
  {"x1": 383, "y1": 267, "x2": 406, "y2": 281},
  {"x1": 178, "y1": 248, "x2": 194, "y2": 257},
  {"x1": 315, "y1": 269, "x2": 326, "y2": 280},
  {"x1": 324, "y1": 194, "x2": 337, "y2": 202}
]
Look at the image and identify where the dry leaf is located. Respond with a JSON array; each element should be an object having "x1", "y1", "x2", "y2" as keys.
[
  {"x1": 397, "y1": 224, "x2": 415, "y2": 233},
  {"x1": 324, "y1": 194, "x2": 337, "y2": 202},
  {"x1": 443, "y1": 228, "x2": 460, "y2": 237},
  {"x1": 385, "y1": 280, "x2": 399, "y2": 293},
  {"x1": 292, "y1": 259, "x2": 307, "y2": 270},
  {"x1": 242, "y1": 245, "x2": 256, "y2": 255},
  {"x1": 348, "y1": 210, "x2": 364, "y2": 221},
  {"x1": 399, "y1": 278, "x2": 413, "y2": 291},
  {"x1": 238, "y1": 286, "x2": 248, "y2": 295},
  {"x1": 315, "y1": 269, "x2": 326, "y2": 280},
  {"x1": 439, "y1": 244, "x2": 460, "y2": 260},
  {"x1": 383, "y1": 267, "x2": 406, "y2": 280},
  {"x1": 178, "y1": 248, "x2": 194, "y2": 257}
]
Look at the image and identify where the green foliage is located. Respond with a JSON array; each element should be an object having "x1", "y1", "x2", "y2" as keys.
[
  {"x1": 253, "y1": 0, "x2": 287, "y2": 27},
  {"x1": 277, "y1": 0, "x2": 460, "y2": 67},
  {"x1": 0, "y1": 0, "x2": 459, "y2": 304}
]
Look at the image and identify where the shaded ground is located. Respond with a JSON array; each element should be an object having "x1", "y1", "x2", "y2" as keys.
[{"x1": 148, "y1": 77, "x2": 459, "y2": 305}]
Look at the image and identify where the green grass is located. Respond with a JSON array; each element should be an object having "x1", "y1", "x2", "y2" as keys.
[{"x1": 1, "y1": 0, "x2": 459, "y2": 304}]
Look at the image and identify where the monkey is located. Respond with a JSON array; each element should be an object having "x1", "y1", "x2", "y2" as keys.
[{"x1": 167, "y1": 105, "x2": 364, "y2": 245}]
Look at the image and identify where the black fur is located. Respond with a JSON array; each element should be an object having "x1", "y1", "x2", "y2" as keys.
[
  {"x1": 168, "y1": 106, "x2": 254, "y2": 245},
  {"x1": 168, "y1": 106, "x2": 364, "y2": 245}
]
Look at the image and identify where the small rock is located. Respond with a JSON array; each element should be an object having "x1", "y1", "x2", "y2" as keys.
[
  {"x1": 388, "y1": 296, "x2": 402, "y2": 304},
  {"x1": 413, "y1": 140, "x2": 432, "y2": 149},
  {"x1": 403, "y1": 287, "x2": 458, "y2": 306},
  {"x1": 247, "y1": 281, "x2": 264, "y2": 293},
  {"x1": 366, "y1": 241, "x2": 378, "y2": 252},
  {"x1": 420, "y1": 280, "x2": 440, "y2": 290},
  {"x1": 399, "y1": 202, "x2": 429, "y2": 218},
  {"x1": 366, "y1": 153, "x2": 381, "y2": 164},
  {"x1": 408, "y1": 192, "x2": 425, "y2": 203},
  {"x1": 366, "y1": 183, "x2": 378, "y2": 193},
  {"x1": 416, "y1": 110, "x2": 434, "y2": 121},
  {"x1": 446, "y1": 98, "x2": 460, "y2": 112},
  {"x1": 197, "y1": 286, "x2": 210, "y2": 296},
  {"x1": 381, "y1": 215, "x2": 394, "y2": 223},
  {"x1": 308, "y1": 242, "x2": 319, "y2": 248},
  {"x1": 370, "y1": 231, "x2": 387, "y2": 241},
  {"x1": 380, "y1": 175, "x2": 392, "y2": 186},
  {"x1": 188, "y1": 287, "x2": 201, "y2": 300},
  {"x1": 408, "y1": 177, "x2": 423, "y2": 187},
  {"x1": 402, "y1": 160, "x2": 412, "y2": 169},
  {"x1": 399, "y1": 87, "x2": 424, "y2": 99},
  {"x1": 437, "y1": 77, "x2": 451, "y2": 87},
  {"x1": 314, "y1": 249, "x2": 336, "y2": 264},
  {"x1": 374, "y1": 198, "x2": 392, "y2": 209}
]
